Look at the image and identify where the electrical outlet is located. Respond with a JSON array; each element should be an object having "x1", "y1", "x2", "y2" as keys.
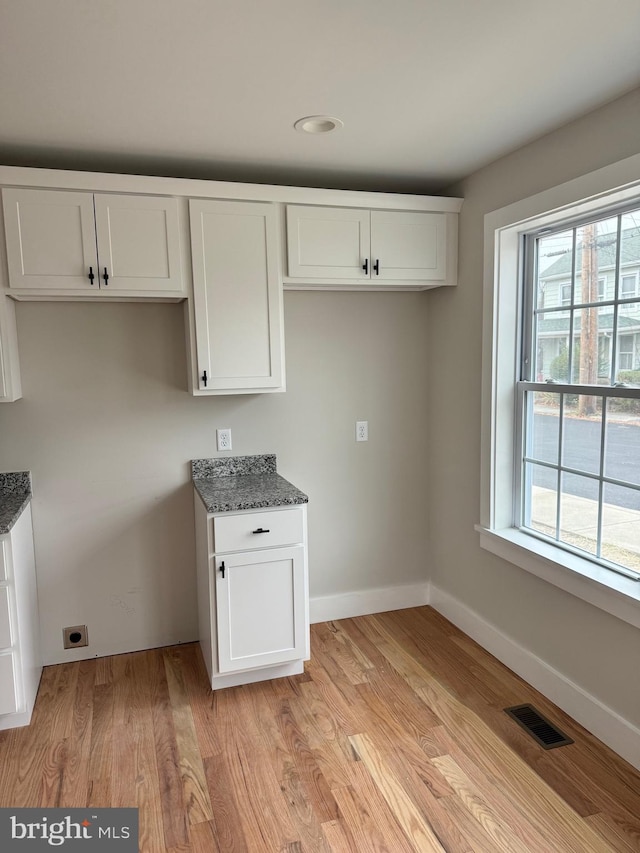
[
  {"x1": 217, "y1": 428, "x2": 232, "y2": 451},
  {"x1": 63, "y1": 625, "x2": 88, "y2": 649},
  {"x1": 356, "y1": 420, "x2": 368, "y2": 442}
]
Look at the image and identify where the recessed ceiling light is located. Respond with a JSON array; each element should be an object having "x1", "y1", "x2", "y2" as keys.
[{"x1": 294, "y1": 115, "x2": 344, "y2": 134}]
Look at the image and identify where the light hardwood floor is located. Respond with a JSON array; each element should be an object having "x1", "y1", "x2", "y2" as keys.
[{"x1": 1, "y1": 606, "x2": 639, "y2": 851}]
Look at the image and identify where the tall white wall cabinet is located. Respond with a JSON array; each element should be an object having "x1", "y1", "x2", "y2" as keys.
[
  {"x1": 189, "y1": 199, "x2": 284, "y2": 394},
  {"x1": 0, "y1": 165, "x2": 462, "y2": 401}
]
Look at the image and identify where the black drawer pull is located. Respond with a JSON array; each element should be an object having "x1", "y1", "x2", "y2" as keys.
[
  {"x1": 252, "y1": 527, "x2": 270, "y2": 534},
  {"x1": 219, "y1": 560, "x2": 225, "y2": 578}
]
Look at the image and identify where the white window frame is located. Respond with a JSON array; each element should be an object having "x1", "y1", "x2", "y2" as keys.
[{"x1": 478, "y1": 153, "x2": 640, "y2": 631}]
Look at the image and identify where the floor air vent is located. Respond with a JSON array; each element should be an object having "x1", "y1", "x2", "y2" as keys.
[{"x1": 504, "y1": 704, "x2": 574, "y2": 749}]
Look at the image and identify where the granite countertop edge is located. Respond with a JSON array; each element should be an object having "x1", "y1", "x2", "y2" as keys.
[{"x1": 0, "y1": 472, "x2": 32, "y2": 535}]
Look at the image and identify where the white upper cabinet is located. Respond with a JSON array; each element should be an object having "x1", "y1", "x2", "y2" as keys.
[
  {"x1": 369, "y1": 210, "x2": 446, "y2": 280},
  {"x1": 287, "y1": 206, "x2": 371, "y2": 279},
  {"x1": 189, "y1": 199, "x2": 285, "y2": 395},
  {"x1": 0, "y1": 296, "x2": 21, "y2": 402},
  {"x1": 2, "y1": 188, "x2": 183, "y2": 297},
  {"x1": 93, "y1": 194, "x2": 182, "y2": 294},
  {"x1": 286, "y1": 204, "x2": 451, "y2": 288}
]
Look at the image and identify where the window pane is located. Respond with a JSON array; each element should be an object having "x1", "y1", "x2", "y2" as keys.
[
  {"x1": 524, "y1": 462, "x2": 557, "y2": 537},
  {"x1": 527, "y1": 392, "x2": 559, "y2": 464},
  {"x1": 579, "y1": 216, "x2": 617, "y2": 305},
  {"x1": 537, "y1": 230, "x2": 573, "y2": 310},
  {"x1": 619, "y1": 212, "x2": 640, "y2": 298},
  {"x1": 617, "y1": 211, "x2": 640, "y2": 382},
  {"x1": 576, "y1": 304, "x2": 600, "y2": 385},
  {"x1": 601, "y1": 483, "x2": 640, "y2": 572},
  {"x1": 535, "y1": 321, "x2": 570, "y2": 381},
  {"x1": 616, "y1": 332, "x2": 639, "y2": 379},
  {"x1": 604, "y1": 403, "x2": 640, "y2": 487},
  {"x1": 561, "y1": 394, "x2": 602, "y2": 474},
  {"x1": 559, "y1": 473, "x2": 599, "y2": 556}
]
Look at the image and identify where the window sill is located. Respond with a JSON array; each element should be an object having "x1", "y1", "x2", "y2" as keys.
[{"x1": 476, "y1": 525, "x2": 640, "y2": 630}]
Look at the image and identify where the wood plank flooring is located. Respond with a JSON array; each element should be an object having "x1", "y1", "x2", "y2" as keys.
[{"x1": 1, "y1": 606, "x2": 639, "y2": 851}]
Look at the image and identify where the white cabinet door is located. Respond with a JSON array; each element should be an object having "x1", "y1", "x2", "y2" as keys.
[
  {"x1": 0, "y1": 296, "x2": 22, "y2": 402},
  {"x1": 2, "y1": 188, "x2": 98, "y2": 291},
  {"x1": 0, "y1": 505, "x2": 41, "y2": 730},
  {"x1": 2, "y1": 188, "x2": 183, "y2": 296},
  {"x1": 286, "y1": 205, "x2": 370, "y2": 279},
  {"x1": 215, "y1": 546, "x2": 306, "y2": 673},
  {"x1": 0, "y1": 586, "x2": 12, "y2": 648},
  {"x1": 370, "y1": 211, "x2": 447, "y2": 281},
  {"x1": 190, "y1": 199, "x2": 284, "y2": 393},
  {"x1": 93, "y1": 194, "x2": 182, "y2": 293}
]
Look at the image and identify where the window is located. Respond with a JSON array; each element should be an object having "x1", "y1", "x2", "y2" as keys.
[
  {"x1": 480, "y1": 154, "x2": 640, "y2": 630},
  {"x1": 521, "y1": 208, "x2": 640, "y2": 580},
  {"x1": 618, "y1": 334, "x2": 635, "y2": 370},
  {"x1": 621, "y1": 272, "x2": 638, "y2": 298}
]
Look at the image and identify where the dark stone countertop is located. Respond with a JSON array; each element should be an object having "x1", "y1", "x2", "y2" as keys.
[
  {"x1": 0, "y1": 471, "x2": 32, "y2": 535},
  {"x1": 192, "y1": 455, "x2": 308, "y2": 513}
]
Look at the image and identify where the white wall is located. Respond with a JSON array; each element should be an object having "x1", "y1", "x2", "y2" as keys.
[
  {"x1": 0, "y1": 292, "x2": 431, "y2": 663},
  {"x1": 429, "y1": 88, "x2": 640, "y2": 728}
]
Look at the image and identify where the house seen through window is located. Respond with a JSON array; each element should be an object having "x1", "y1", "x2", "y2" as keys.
[{"x1": 520, "y1": 207, "x2": 640, "y2": 578}]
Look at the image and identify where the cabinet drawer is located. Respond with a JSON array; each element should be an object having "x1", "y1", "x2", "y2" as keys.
[
  {"x1": 213, "y1": 508, "x2": 304, "y2": 553},
  {"x1": 0, "y1": 653, "x2": 17, "y2": 715},
  {"x1": 0, "y1": 587, "x2": 12, "y2": 649}
]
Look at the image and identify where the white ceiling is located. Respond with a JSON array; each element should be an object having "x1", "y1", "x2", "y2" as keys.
[{"x1": 1, "y1": 0, "x2": 639, "y2": 193}]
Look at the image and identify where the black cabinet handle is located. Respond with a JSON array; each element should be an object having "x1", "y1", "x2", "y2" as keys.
[
  {"x1": 373, "y1": 259, "x2": 380, "y2": 275},
  {"x1": 252, "y1": 527, "x2": 270, "y2": 534},
  {"x1": 201, "y1": 370, "x2": 208, "y2": 387},
  {"x1": 362, "y1": 258, "x2": 368, "y2": 275},
  {"x1": 219, "y1": 560, "x2": 225, "y2": 578},
  {"x1": 102, "y1": 267, "x2": 109, "y2": 286},
  {"x1": 88, "y1": 266, "x2": 95, "y2": 285}
]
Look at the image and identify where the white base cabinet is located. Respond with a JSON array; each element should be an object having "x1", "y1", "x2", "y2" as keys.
[
  {"x1": 195, "y1": 497, "x2": 309, "y2": 690},
  {"x1": 0, "y1": 505, "x2": 42, "y2": 730}
]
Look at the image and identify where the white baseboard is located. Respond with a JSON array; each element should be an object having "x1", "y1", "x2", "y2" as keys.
[
  {"x1": 310, "y1": 581, "x2": 430, "y2": 624},
  {"x1": 429, "y1": 583, "x2": 640, "y2": 773}
]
